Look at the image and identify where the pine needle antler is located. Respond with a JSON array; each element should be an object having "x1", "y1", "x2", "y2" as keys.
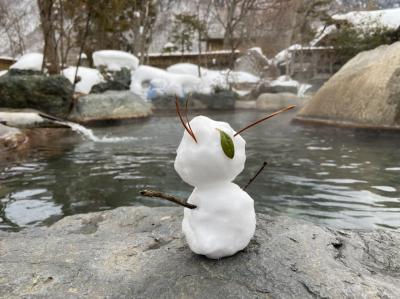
[
  {"x1": 234, "y1": 105, "x2": 295, "y2": 137},
  {"x1": 175, "y1": 95, "x2": 197, "y2": 143}
]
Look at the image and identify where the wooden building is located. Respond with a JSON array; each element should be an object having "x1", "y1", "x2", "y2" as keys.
[
  {"x1": 147, "y1": 50, "x2": 241, "y2": 69},
  {"x1": 287, "y1": 47, "x2": 340, "y2": 80},
  {"x1": 0, "y1": 57, "x2": 15, "y2": 70}
]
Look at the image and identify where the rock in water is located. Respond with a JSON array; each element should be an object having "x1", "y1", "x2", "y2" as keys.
[
  {"x1": 295, "y1": 42, "x2": 400, "y2": 129},
  {"x1": 0, "y1": 73, "x2": 73, "y2": 118},
  {"x1": 68, "y1": 91, "x2": 152, "y2": 123},
  {"x1": 256, "y1": 92, "x2": 305, "y2": 110},
  {"x1": 0, "y1": 206, "x2": 399, "y2": 298},
  {"x1": 0, "y1": 124, "x2": 27, "y2": 153}
]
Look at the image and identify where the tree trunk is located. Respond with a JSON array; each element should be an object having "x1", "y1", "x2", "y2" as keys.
[{"x1": 37, "y1": 0, "x2": 60, "y2": 74}]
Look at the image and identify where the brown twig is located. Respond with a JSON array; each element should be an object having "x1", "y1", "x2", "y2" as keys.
[
  {"x1": 139, "y1": 189, "x2": 197, "y2": 209},
  {"x1": 234, "y1": 105, "x2": 296, "y2": 137},
  {"x1": 243, "y1": 161, "x2": 268, "y2": 190},
  {"x1": 185, "y1": 94, "x2": 196, "y2": 142},
  {"x1": 175, "y1": 96, "x2": 197, "y2": 143}
]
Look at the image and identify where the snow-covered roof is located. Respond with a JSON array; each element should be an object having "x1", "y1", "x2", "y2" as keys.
[
  {"x1": 332, "y1": 7, "x2": 400, "y2": 29},
  {"x1": 147, "y1": 50, "x2": 240, "y2": 57}
]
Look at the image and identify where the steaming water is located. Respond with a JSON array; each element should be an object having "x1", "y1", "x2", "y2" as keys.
[{"x1": 1, "y1": 110, "x2": 400, "y2": 231}]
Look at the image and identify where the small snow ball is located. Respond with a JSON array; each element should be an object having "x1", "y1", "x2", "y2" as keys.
[{"x1": 174, "y1": 116, "x2": 246, "y2": 187}]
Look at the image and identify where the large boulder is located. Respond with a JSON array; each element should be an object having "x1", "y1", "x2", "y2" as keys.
[
  {"x1": 0, "y1": 206, "x2": 399, "y2": 298},
  {"x1": 91, "y1": 68, "x2": 131, "y2": 93},
  {"x1": 256, "y1": 92, "x2": 306, "y2": 110},
  {"x1": 295, "y1": 42, "x2": 400, "y2": 129},
  {"x1": 0, "y1": 73, "x2": 73, "y2": 117},
  {"x1": 68, "y1": 91, "x2": 152, "y2": 123}
]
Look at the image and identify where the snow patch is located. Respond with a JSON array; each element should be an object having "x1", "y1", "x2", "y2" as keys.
[
  {"x1": 62, "y1": 66, "x2": 104, "y2": 94},
  {"x1": 93, "y1": 50, "x2": 139, "y2": 71},
  {"x1": 10, "y1": 53, "x2": 43, "y2": 71}
]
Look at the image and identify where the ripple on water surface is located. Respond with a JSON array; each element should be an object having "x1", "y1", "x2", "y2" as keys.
[{"x1": 1, "y1": 111, "x2": 400, "y2": 230}]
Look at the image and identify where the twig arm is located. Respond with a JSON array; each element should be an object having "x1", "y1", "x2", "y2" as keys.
[
  {"x1": 243, "y1": 161, "x2": 268, "y2": 190},
  {"x1": 139, "y1": 189, "x2": 197, "y2": 209}
]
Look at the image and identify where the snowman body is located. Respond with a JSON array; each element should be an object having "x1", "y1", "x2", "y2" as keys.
[{"x1": 175, "y1": 116, "x2": 256, "y2": 259}]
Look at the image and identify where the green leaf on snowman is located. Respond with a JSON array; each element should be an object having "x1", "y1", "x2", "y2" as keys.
[{"x1": 218, "y1": 129, "x2": 235, "y2": 159}]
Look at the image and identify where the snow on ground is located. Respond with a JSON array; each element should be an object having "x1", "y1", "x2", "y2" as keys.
[
  {"x1": 0, "y1": 70, "x2": 7, "y2": 77},
  {"x1": 62, "y1": 66, "x2": 104, "y2": 94},
  {"x1": 93, "y1": 50, "x2": 139, "y2": 71},
  {"x1": 130, "y1": 65, "x2": 203, "y2": 98},
  {"x1": 10, "y1": 53, "x2": 43, "y2": 71},
  {"x1": 333, "y1": 7, "x2": 400, "y2": 29}
]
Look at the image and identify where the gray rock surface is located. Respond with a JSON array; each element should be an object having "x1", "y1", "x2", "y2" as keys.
[
  {"x1": 256, "y1": 92, "x2": 306, "y2": 110},
  {"x1": 152, "y1": 90, "x2": 237, "y2": 111},
  {"x1": 295, "y1": 42, "x2": 400, "y2": 129},
  {"x1": 68, "y1": 91, "x2": 153, "y2": 123},
  {"x1": 0, "y1": 206, "x2": 399, "y2": 299},
  {"x1": 0, "y1": 73, "x2": 73, "y2": 117}
]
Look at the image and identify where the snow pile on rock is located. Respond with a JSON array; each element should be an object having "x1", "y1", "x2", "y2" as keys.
[
  {"x1": 271, "y1": 75, "x2": 312, "y2": 97},
  {"x1": 9, "y1": 53, "x2": 43, "y2": 71},
  {"x1": 130, "y1": 65, "x2": 202, "y2": 98},
  {"x1": 62, "y1": 66, "x2": 104, "y2": 94},
  {"x1": 175, "y1": 115, "x2": 256, "y2": 259},
  {"x1": 167, "y1": 63, "x2": 260, "y2": 91},
  {"x1": 93, "y1": 50, "x2": 139, "y2": 71},
  {"x1": 0, "y1": 111, "x2": 45, "y2": 127}
]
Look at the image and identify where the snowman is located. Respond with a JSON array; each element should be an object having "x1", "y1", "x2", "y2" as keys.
[{"x1": 173, "y1": 101, "x2": 294, "y2": 259}]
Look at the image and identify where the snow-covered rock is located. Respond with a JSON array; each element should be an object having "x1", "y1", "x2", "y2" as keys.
[
  {"x1": 167, "y1": 63, "x2": 260, "y2": 92},
  {"x1": 131, "y1": 65, "x2": 202, "y2": 98},
  {"x1": 0, "y1": 111, "x2": 44, "y2": 127},
  {"x1": 93, "y1": 50, "x2": 139, "y2": 71},
  {"x1": 9, "y1": 53, "x2": 43, "y2": 71},
  {"x1": 62, "y1": 66, "x2": 104, "y2": 94}
]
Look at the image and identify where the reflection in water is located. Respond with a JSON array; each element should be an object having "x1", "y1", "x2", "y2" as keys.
[{"x1": 1, "y1": 110, "x2": 400, "y2": 231}]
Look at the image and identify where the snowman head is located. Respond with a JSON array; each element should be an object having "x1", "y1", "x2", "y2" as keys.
[
  {"x1": 174, "y1": 97, "x2": 295, "y2": 188},
  {"x1": 174, "y1": 115, "x2": 246, "y2": 187}
]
